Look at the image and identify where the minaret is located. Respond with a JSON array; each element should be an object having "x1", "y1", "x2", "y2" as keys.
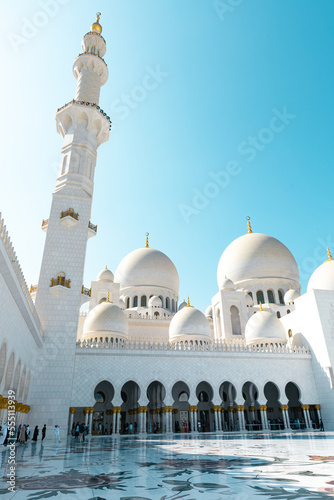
[{"x1": 30, "y1": 14, "x2": 110, "y2": 429}]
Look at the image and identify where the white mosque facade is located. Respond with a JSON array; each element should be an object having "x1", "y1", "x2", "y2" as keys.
[{"x1": 0, "y1": 15, "x2": 334, "y2": 437}]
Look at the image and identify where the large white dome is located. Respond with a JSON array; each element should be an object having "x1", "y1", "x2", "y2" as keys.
[
  {"x1": 245, "y1": 309, "x2": 287, "y2": 345},
  {"x1": 169, "y1": 306, "x2": 211, "y2": 342},
  {"x1": 114, "y1": 247, "x2": 179, "y2": 292},
  {"x1": 307, "y1": 258, "x2": 334, "y2": 292},
  {"x1": 83, "y1": 301, "x2": 128, "y2": 339},
  {"x1": 217, "y1": 233, "x2": 299, "y2": 288}
]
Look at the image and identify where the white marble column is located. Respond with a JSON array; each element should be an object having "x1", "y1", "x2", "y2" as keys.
[
  {"x1": 112, "y1": 411, "x2": 116, "y2": 434},
  {"x1": 214, "y1": 407, "x2": 220, "y2": 431},
  {"x1": 237, "y1": 406, "x2": 245, "y2": 431},
  {"x1": 84, "y1": 408, "x2": 89, "y2": 427},
  {"x1": 302, "y1": 405, "x2": 312, "y2": 429},
  {"x1": 69, "y1": 408, "x2": 75, "y2": 435},
  {"x1": 88, "y1": 409, "x2": 93, "y2": 435},
  {"x1": 259, "y1": 406, "x2": 267, "y2": 430},
  {"x1": 165, "y1": 407, "x2": 173, "y2": 433},
  {"x1": 316, "y1": 405, "x2": 322, "y2": 426},
  {"x1": 143, "y1": 408, "x2": 148, "y2": 433},
  {"x1": 280, "y1": 405, "x2": 290, "y2": 430}
]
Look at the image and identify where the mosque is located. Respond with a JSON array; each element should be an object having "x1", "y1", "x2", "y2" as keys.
[{"x1": 0, "y1": 14, "x2": 333, "y2": 438}]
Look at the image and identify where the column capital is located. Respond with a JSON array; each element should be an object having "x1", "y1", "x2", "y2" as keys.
[
  {"x1": 189, "y1": 405, "x2": 198, "y2": 412},
  {"x1": 228, "y1": 406, "x2": 234, "y2": 413},
  {"x1": 113, "y1": 406, "x2": 122, "y2": 413},
  {"x1": 236, "y1": 405, "x2": 244, "y2": 411},
  {"x1": 137, "y1": 406, "x2": 148, "y2": 413},
  {"x1": 280, "y1": 404, "x2": 289, "y2": 411},
  {"x1": 69, "y1": 407, "x2": 76, "y2": 414},
  {"x1": 249, "y1": 406, "x2": 255, "y2": 412},
  {"x1": 15, "y1": 402, "x2": 23, "y2": 412},
  {"x1": 258, "y1": 405, "x2": 267, "y2": 411},
  {"x1": 315, "y1": 404, "x2": 321, "y2": 410},
  {"x1": 301, "y1": 404, "x2": 309, "y2": 411},
  {"x1": 164, "y1": 406, "x2": 174, "y2": 413}
]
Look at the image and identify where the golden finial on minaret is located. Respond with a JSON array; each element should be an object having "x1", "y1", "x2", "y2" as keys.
[
  {"x1": 187, "y1": 297, "x2": 190, "y2": 307},
  {"x1": 259, "y1": 302, "x2": 263, "y2": 311},
  {"x1": 106, "y1": 292, "x2": 110, "y2": 302},
  {"x1": 246, "y1": 216, "x2": 252, "y2": 234},
  {"x1": 326, "y1": 248, "x2": 333, "y2": 262},
  {"x1": 145, "y1": 232, "x2": 149, "y2": 248},
  {"x1": 91, "y1": 12, "x2": 102, "y2": 34}
]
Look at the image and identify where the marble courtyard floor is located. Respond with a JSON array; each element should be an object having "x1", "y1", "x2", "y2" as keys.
[{"x1": 1, "y1": 432, "x2": 334, "y2": 499}]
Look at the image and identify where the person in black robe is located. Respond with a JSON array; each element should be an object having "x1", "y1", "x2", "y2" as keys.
[
  {"x1": 32, "y1": 426, "x2": 39, "y2": 441},
  {"x1": 42, "y1": 425, "x2": 46, "y2": 441}
]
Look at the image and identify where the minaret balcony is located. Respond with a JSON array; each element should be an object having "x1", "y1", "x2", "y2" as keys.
[
  {"x1": 81, "y1": 285, "x2": 91, "y2": 305},
  {"x1": 50, "y1": 276, "x2": 71, "y2": 295},
  {"x1": 88, "y1": 221, "x2": 97, "y2": 239},
  {"x1": 30, "y1": 284, "x2": 38, "y2": 301},
  {"x1": 60, "y1": 208, "x2": 79, "y2": 228},
  {"x1": 41, "y1": 219, "x2": 49, "y2": 233},
  {"x1": 81, "y1": 285, "x2": 91, "y2": 297}
]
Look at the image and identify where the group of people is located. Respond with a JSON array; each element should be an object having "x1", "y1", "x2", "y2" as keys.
[
  {"x1": 0, "y1": 423, "x2": 47, "y2": 445},
  {"x1": 72, "y1": 422, "x2": 89, "y2": 441}
]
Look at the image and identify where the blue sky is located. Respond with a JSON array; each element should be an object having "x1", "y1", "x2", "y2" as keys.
[{"x1": 1, "y1": 0, "x2": 334, "y2": 311}]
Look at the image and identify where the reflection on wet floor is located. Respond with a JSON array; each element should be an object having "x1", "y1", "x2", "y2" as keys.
[{"x1": 0, "y1": 431, "x2": 334, "y2": 499}]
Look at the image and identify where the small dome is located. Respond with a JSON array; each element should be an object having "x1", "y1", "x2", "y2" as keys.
[
  {"x1": 307, "y1": 257, "x2": 334, "y2": 292},
  {"x1": 217, "y1": 232, "x2": 299, "y2": 288},
  {"x1": 178, "y1": 300, "x2": 187, "y2": 310},
  {"x1": 291, "y1": 332, "x2": 309, "y2": 349},
  {"x1": 91, "y1": 12, "x2": 102, "y2": 34},
  {"x1": 205, "y1": 305, "x2": 213, "y2": 318},
  {"x1": 220, "y1": 276, "x2": 235, "y2": 290},
  {"x1": 83, "y1": 301, "x2": 128, "y2": 339},
  {"x1": 114, "y1": 247, "x2": 179, "y2": 293},
  {"x1": 245, "y1": 310, "x2": 287, "y2": 345},
  {"x1": 245, "y1": 292, "x2": 254, "y2": 306},
  {"x1": 97, "y1": 267, "x2": 114, "y2": 282},
  {"x1": 284, "y1": 288, "x2": 300, "y2": 305},
  {"x1": 118, "y1": 299, "x2": 126, "y2": 310},
  {"x1": 149, "y1": 295, "x2": 162, "y2": 308},
  {"x1": 169, "y1": 305, "x2": 211, "y2": 342}
]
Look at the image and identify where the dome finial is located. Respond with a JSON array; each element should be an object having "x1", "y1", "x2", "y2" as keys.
[
  {"x1": 106, "y1": 292, "x2": 110, "y2": 302},
  {"x1": 91, "y1": 12, "x2": 102, "y2": 34},
  {"x1": 246, "y1": 216, "x2": 252, "y2": 234},
  {"x1": 187, "y1": 297, "x2": 190, "y2": 307},
  {"x1": 326, "y1": 247, "x2": 333, "y2": 262},
  {"x1": 145, "y1": 232, "x2": 149, "y2": 248},
  {"x1": 259, "y1": 301, "x2": 263, "y2": 311}
]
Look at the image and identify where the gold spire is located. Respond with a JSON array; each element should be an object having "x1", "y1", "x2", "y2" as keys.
[
  {"x1": 326, "y1": 247, "x2": 333, "y2": 262},
  {"x1": 91, "y1": 12, "x2": 102, "y2": 34},
  {"x1": 106, "y1": 292, "x2": 110, "y2": 302},
  {"x1": 187, "y1": 297, "x2": 190, "y2": 307},
  {"x1": 145, "y1": 232, "x2": 149, "y2": 248},
  {"x1": 259, "y1": 302, "x2": 263, "y2": 311},
  {"x1": 246, "y1": 216, "x2": 252, "y2": 234}
]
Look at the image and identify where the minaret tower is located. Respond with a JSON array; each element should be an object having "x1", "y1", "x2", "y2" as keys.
[{"x1": 30, "y1": 14, "x2": 110, "y2": 429}]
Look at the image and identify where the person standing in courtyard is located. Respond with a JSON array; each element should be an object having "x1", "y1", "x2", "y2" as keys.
[
  {"x1": 79, "y1": 423, "x2": 85, "y2": 442},
  {"x1": 42, "y1": 425, "x2": 46, "y2": 441},
  {"x1": 19, "y1": 424, "x2": 26, "y2": 444},
  {"x1": 32, "y1": 426, "x2": 39, "y2": 442},
  {"x1": 54, "y1": 425, "x2": 61, "y2": 442}
]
